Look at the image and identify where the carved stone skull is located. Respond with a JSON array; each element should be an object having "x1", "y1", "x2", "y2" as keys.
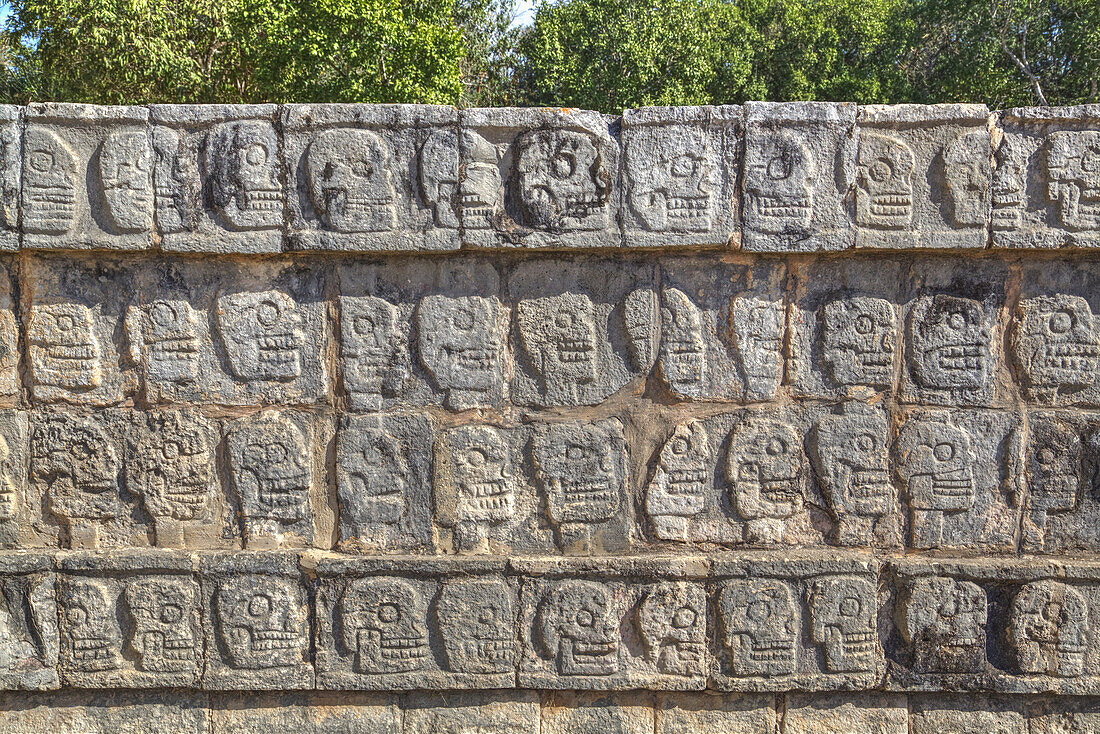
[
  {"x1": 821, "y1": 297, "x2": 896, "y2": 390},
  {"x1": 1026, "y1": 416, "x2": 1081, "y2": 518},
  {"x1": 627, "y1": 125, "x2": 713, "y2": 232},
  {"x1": 151, "y1": 127, "x2": 193, "y2": 234},
  {"x1": 340, "y1": 295, "x2": 407, "y2": 410},
  {"x1": 808, "y1": 576, "x2": 877, "y2": 673},
  {"x1": 125, "y1": 578, "x2": 197, "y2": 673},
  {"x1": 894, "y1": 419, "x2": 976, "y2": 513},
  {"x1": 216, "y1": 290, "x2": 305, "y2": 382},
  {"x1": 98, "y1": 131, "x2": 152, "y2": 233},
  {"x1": 340, "y1": 426, "x2": 410, "y2": 532},
  {"x1": 61, "y1": 579, "x2": 120, "y2": 673},
  {"x1": 207, "y1": 121, "x2": 281, "y2": 230},
  {"x1": 745, "y1": 129, "x2": 816, "y2": 233},
  {"x1": 215, "y1": 575, "x2": 307, "y2": 669},
  {"x1": 1013, "y1": 294, "x2": 1100, "y2": 395},
  {"x1": 993, "y1": 137, "x2": 1027, "y2": 231},
  {"x1": 437, "y1": 578, "x2": 515, "y2": 674},
  {"x1": 637, "y1": 582, "x2": 706, "y2": 676},
  {"x1": 514, "y1": 129, "x2": 608, "y2": 232},
  {"x1": 24, "y1": 127, "x2": 77, "y2": 235},
  {"x1": 131, "y1": 410, "x2": 213, "y2": 522},
  {"x1": 0, "y1": 435, "x2": 17, "y2": 522},
  {"x1": 228, "y1": 413, "x2": 311, "y2": 527},
  {"x1": 342, "y1": 577, "x2": 428, "y2": 674},
  {"x1": 516, "y1": 292, "x2": 599, "y2": 403},
  {"x1": 899, "y1": 576, "x2": 987, "y2": 673},
  {"x1": 1046, "y1": 131, "x2": 1100, "y2": 230},
  {"x1": 731, "y1": 295, "x2": 785, "y2": 400},
  {"x1": 537, "y1": 580, "x2": 619, "y2": 676},
  {"x1": 417, "y1": 294, "x2": 506, "y2": 410},
  {"x1": 645, "y1": 420, "x2": 711, "y2": 538},
  {"x1": 28, "y1": 303, "x2": 103, "y2": 391},
  {"x1": 724, "y1": 416, "x2": 807, "y2": 535},
  {"x1": 1009, "y1": 581, "x2": 1088, "y2": 677},
  {"x1": 435, "y1": 425, "x2": 516, "y2": 532},
  {"x1": 856, "y1": 133, "x2": 915, "y2": 229},
  {"x1": 532, "y1": 420, "x2": 625, "y2": 529},
  {"x1": 32, "y1": 417, "x2": 120, "y2": 523},
  {"x1": 658, "y1": 288, "x2": 707, "y2": 398},
  {"x1": 307, "y1": 128, "x2": 396, "y2": 233},
  {"x1": 943, "y1": 129, "x2": 992, "y2": 226},
  {"x1": 719, "y1": 579, "x2": 798, "y2": 677},
  {"x1": 130, "y1": 299, "x2": 202, "y2": 385},
  {"x1": 907, "y1": 295, "x2": 991, "y2": 391}
]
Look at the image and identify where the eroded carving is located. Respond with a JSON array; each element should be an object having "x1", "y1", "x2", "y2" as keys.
[
  {"x1": 1022, "y1": 416, "x2": 1081, "y2": 550},
  {"x1": 944, "y1": 129, "x2": 992, "y2": 226},
  {"x1": 338, "y1": 425, "x2": 410, "y2": 541},
  {"x1": 514, "y1": 129, "x2": 609, "y2": 232},
  {"x1": 807, "y1": 576, "x2": 877, "y2": 673},
  {"x1": 419, "y1": 129, "x2": 459, "y2": 228},
  {"x1": 627, "y1": 125, "x2": 712, "y2": 232},
  {"x1": 130, "y1": 410, "x2": 214, "y2": 539},
  {"x1": 894, "y1": 417, "x2": 976, "y2": 549},
  {"x1": 216, "y1": 290, "x2": 305, "y2": 383},
  {"x1": 821, "y1": 297, "x2": 896, "y2": 390},
  {"x1": 125, "y1": 578, "x2": 197, "y2": 673},
  {"x1": 227, "y1": 413, "x2": 311, "y2": 542},
  {"x1": 719, "y1": 579, "x2": 797, "y2": 677},
  {"x1": 1046, "y1": 131, "x2": 1100, "y2": 230},
  {"x1": 907, "y1": 295, "x2": 992, "y2": 395},
  {"x1": 60, "y1": 579, "x2": 120, "y2": 672},
  {"x1": 151, "y1": 127, "x2": 193, "y2": 233},
  {"x1": 516, "y1": 292, "x2": 598, "y2": 404},
  {"x1": 24, "y1": 127, "x2": 77, "y2": 235},
  {"x1": 899, "y1": 576, "x2": 987, "y2": 673},
  {"x1": 637, "y1": 582, "x2": 706, "y2": 677},
  {"x1": 307, "y1": 128, "x2": 396, "y2": 233},
  {"x1": 341, "y1": 576, "x2": 428, "y2": 674},
  {"x1": 437, "y1": 578, "x2": 515, "y2": 674},
  {"x1": 0, "y1": 434, "x2": 16, "y2": 522},
  {"x1": 657, "y1": 288, "x2": 707, "y2": 398},
  {"x1": 745, "y1": 129, "x2": 815, "y2": 233},
  {"x1": 731, "y1": 295, "x2": 785, "y2": 400},
  {"x1": 341, "y1": 295, "x2": 409, "y2": 410},
  {"x1": 993, "y1": 137, "x2": 1027, "y2": 231},
  {"x1": 417, "y1": 294, "x2": 506, "y2": 410},
  {"x1": 207, "y1": 121, "x2": 281, "y2": 230},
  {"x1": 434, "y1": 424, "x2": 515, "y2": 552},
  {"x1": 127, "y1": 299, "x2": 202, "y2": 386},
  {"x1": 856, "y1": 133, "x2": 915, "y2": 229},
  {"x1": 724, "y1": 415, "x2": 807, "y2": 544},
  {"x1": 536, "y1": 580, "x2": 619, "y2": 676},
  {"x1": 1008, "y1": 581, "x2": 1088, "y2": 677},
  {"x1": 1012, "y1": 294, "x2": 1100, "y2": 399},
  {"x1": 645, "y1": 420, "x2": 710, "y2": 541},
  {"x1": 98, "y1": 131, "x2": 153, "y2": 234},
  {"x1": 215, "y1": 575, "x2": 306, "y2": 669},
  {"x1": 28, "y1": 303, "x2": 103, "y2": 393}
]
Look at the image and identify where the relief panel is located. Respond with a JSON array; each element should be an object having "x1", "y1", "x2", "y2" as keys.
[
  {"x1": 0, "y1": 106, "x2": 19, "y2": 250},
  {"x1": 0, "y1": 555, "x2": 57, "y2": 690}
]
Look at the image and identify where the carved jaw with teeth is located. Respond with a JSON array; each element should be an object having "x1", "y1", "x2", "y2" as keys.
[
  {"x1": 557, "y1": 479, "x2": 619, "y2": 523},
  {"x1": 258, "y1": 333, "x2": 302, "y2": 369},
  {"x1": 929, "y1": 470, "x2": 974, "y2": 506},
  {"x1": 233, "y1": 626, "x2": 301, "y2": 652},
  {"x1": 931, "y1": 343, "x2": 985, "y2": 375},
  {"x1": 561, "y1": 637, "x2": 618, "y2": 675},
  {"x1": 745, "y1": 637, "x2": 796, "y2": 668},
  {"x1": 868, "y1": 193, "x2": 912, "y2": 222},
  {"x1": 555, "y1": 337, "x2": 594, "y2": 365},
  {"x1": 465, "y1": 637, "x2": 513, "y2": 667},
  {"x1": 241, "y1": 187, "x2": 280, "y2": 213},
  {"x1": 256, "y1": 473, "x2": 310, "y2": 515},
  {"x1": 140, "y1": 632, "x2": 195, "y2": 664},
  {"x1": 150, "y1": 337, "x2": 199, "y2": 365},
  {"x1": 837, "y1": 630, "x2": 877, "y2": 664},
  {"x1": 323, "y1": 189, "x2": 391, "y2": 220},
  {"x1": 38, "y1": 343, "x2": 101, "y2": 389},
  {"x1": 1036, "y1": 342, "x2": 1100, "y2": 383},
  {"x1": 666, "y1": 195, "x2": 710, "y2": 226},
  {"x1": 751, "y1": 193, "x2": 812, "y2": 226},
  {"x1": 446, "y1": 346, "x2": 498, "y2": 376},
  {"x1": 70, "y1": 635, "x2": 117, "y2": 670},
  {"x1": 458, "y1": 478, "x2": 514, "y2": 520},
  {"x1": 667, "y1": 468, "x2": 707, "y2": 496},
  {"x1": 846, "y1": 468, "x2": 891, "y2": 509},
  {"x1": 362, "y1": 629, "x2": 429, "y2": 666}
]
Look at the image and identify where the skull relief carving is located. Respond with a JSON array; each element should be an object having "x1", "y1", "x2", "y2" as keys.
[
  {"x1": 1012, "y1": 294, "x2": 1100, "y2": 397},
  {"x1": 307, "y1": 128, "x2": 396, "y2": 233},
  {"x1": 908, "y1": 295, "x2": 992, "y2": 393},
  {"x1": 129, "y1": 299, "x2": 202, "y2": 386},
  {"x1": 1023, "y1": 416, "x2": 1081, "y2": 548},
  {"x1": 125, "y1": 578, "x2": 197, "y2": 673},
  {"x1": 658, "y1": 288, "x2": 707, "y2": 398},
  {"x1": 745, "y1": 129, "x2": 816, "y2": 233},
  {"x1": 417, "y1": 294, "x2": 507, "y2": 410},
  {"x1": 516, "y1": 292, "x2": 599, "y2": 405},
  {"x1": 893, "y1": 418, "x2": 976, "y2": 549},
  {"x1": 418, "y1": 129, "x2": 459, "y2": 228},
  {"x1": 130, "y1": 410, "x2": 213, "y2": 523},
  {"x1": 28, "y1": 303, "x2": 103, "y2": 392},
  {"x1": 24, "y1": 127, "x2": 77, "y2": 235},
  {"x1": 856, "y1": 133, "x2": 915, "y2": 229},
  {"x1": 436, "y1": 578, "x2": 515, "y2": 674},
  {"x1": 645, "y1": 420, "x2": 711, "y2": 541},
  {"x1": 434, "y1": 425, "x2": 515, "y2": 552},
  {"x1": 899, "y1": 576, "x2": 987, "y2": 673},
  {"x1": 31, "y1": 417, "x2": 120, "y2": 527},
  {"x1": 216, "y1": 575, "x2": 307, "y2": 669},
  {"x1": 821, "y1": 297, "x2": 897, "y2": 390},
  {"x1": 342, "y1": 577, "x2": 428, "y2": 674},
  {"x1": 1009, "y1": 581, "x2": 1088, "y2": 677},
  {"x1": 227, "y1": 413, "x2": 311, "y2": 534},
  {"x1": 341, "y1": 295, "x2": 408, "y2": 410},
  {"x1": 719, "y1": 579, "x2": 797, "y2": 677},
  {"x1": 1046, "y1": 131, "x2": 1100, "y2": 230},
  {"x1": 460, "y1": 132, "x2": 504, "y2": 229},
  {"x1": 514, "y1": 129, "x2": 609, "y2": 232},
  {"x1": 98, "y1": 131, "x2": 152, "y2": 233},
  {"x1": 339, "y1": 426, "x2": 410, "y2": 537},
  {"x1": 0, "y1": 434, "x2": 16, "y2": 522},
  {"x1": 637, "y1": 582, "x2": 706, "y2": 677},
  {"x1": 151, "y1": 127, "x2": 193, "y2": 234},
  {"x1": 993, "y1": 137, "x2": 1027, "y2": 231},
  {"x1": 943, "y1": 129, "x2": 992, "y2": 226},
  {"x1": 207, "y1": 121, "x2": 281, "y2": 230},
  {"x1": 61, "y1": 579, "x2": 121, "y2": 673},
  {"x1": 216, "y1": 290, "x2": 305, "y2": 383},
  {"x1": 537, "y1": 580, "x2": 619, "y2": 676},
  {"x1": 808, "y1": 576, "x2": 877, "y2": 673},
  {"x1": 627, "y1": 125, "x2": 713, "y2": 232},
  {"x1": 724, "y1": 416, "x2": 807, "y2": 544},
  {"x1": 731, "y1": 295, "x2": 785, "y2": 401}
]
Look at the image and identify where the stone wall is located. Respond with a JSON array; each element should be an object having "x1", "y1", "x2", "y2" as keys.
[{"x1": 1, "y1": 101, "x2": 1100, "y2": 731}]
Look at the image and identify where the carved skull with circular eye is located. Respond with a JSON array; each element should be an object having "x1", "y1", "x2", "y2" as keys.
[
  {"x1": 658, "y1": 288, "x2": 707, "y2": 398},
  {"x1": 894, "y1": 418, "x2": 975, "y2": 514},
  {"x1": 125, "y1": 578, "x2": 197, "y2": 673},
  {"x1": 1013, "y1": 294, "x2": 1100, "y2": 395},
  {"x1": 98, "y1": 131, "x2": 152, "y2": 234},
  {"x1": 646, "y1": 420, "x2": 711, "y2": 535},
  {"x1": 724, "y1": 416, "x2": 807, "y2": 523},
  {"x1": 516, "y1": 292, "x2": 599, "y2": 403},
  {"x1": 340, "y1": 295, "x2": 407, "y2": 410},
  {"x1": 719, "y1": 578, "x2": 798, "y2": 677},
  {"x1": 436, "y1": 424, "x2": 515, "y2": 527},
  {"x1": 993, "y1": 137, "x2": 1027, "y2": 231},
  {"x1": 307, "y1": 128, "x2": 396, "y2": 233},
  {"x1": 1046, "y1": 131, "x2": 1100, "y2": 230},
  {"x1": 637, "y1": 582, "x2": 706, "y2": 676},
  {"x1": 627, "y1": 124, "x2": 713, "y2": 232},
  {"x1": 1009, "y1": 580, "x2": 1088, "y2": 678},
  {"x1": 908, "y1": 295, "x2": 991, "y2": 391},
  {"x1": 537, "y1": 580, "x2": 619, "y2": 676},
  {"x1": 899, "y1": 576, "x2": 987, "y2": 673},
  {"x1": 131, "y1": 410, "x2": 213, "y2": 522},
  {"x1": 228, "y1": 413, "x2": 311, "y2": 527},
  {"x1": 943, "y1": 129, "x2": 991, "y2": 226},
  {"x1": 821, "y1": 297, "x2": 896, "y2": 390},
  {"x1": 216, "y1": 575, "x2": 307, "y2": 670},
  {"x1": 340, "y1": 426, "x2": 409, "y2": 531},
  {"x1": 1026, "y1": 416, "x2": 1081, "y2": 516},
  {"x1": 342, "y1": 577, "x2": 428, "y2": 674},
  {"x1": 24, "y1": 127, "x2": 77, "y2": 235},
  {"x1": 208, "y1": 121, "x2": 280, "y2": 230},
  {"x1": 216, "y1": 290, "x2": 305, "y2": 382},
  {"x1": 131, "y1": 299, "x2": 201, "y2": 386},
  {"x1": 808, "y1": 576, "x2": 877, "y2": 673},
  {"x1": 810, "y1": 403, "x2": 892, "y2": 529},
  {"x1": 61, "y1": 579, "x2": 120, "y2": 673},
  {"x1": 417, "y1": 294, "x2": 506, "y2": 410},
  {"x1": 533, "y1": 420, "x2": 625, "y2": 528},
  {"x1": 515, "y1": 129, "x2": 609, "y2": 232},
  {"x1": 28, "y1": 303, "x2": 103, "y2": 391},
  {"x1": 437, "y1": 578, "x2": 515, "y2": 674},
  {"x1": 856, "y1": 133, "x2": 915, "y2": 229},
  {"x1": 745, "y1": 128, "x2": 816, "y2": 233},
  {"x1": 32, "y1": 417, "x2": 120, "y2": 523}
]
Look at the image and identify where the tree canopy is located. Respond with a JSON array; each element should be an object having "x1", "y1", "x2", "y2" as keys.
[{"x1": 0, "y1": 0, "x2": 1097, "y2": 109}]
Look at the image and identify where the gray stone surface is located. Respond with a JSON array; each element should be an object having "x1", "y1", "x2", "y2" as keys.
[
  {"x1": 213, "y1": 693, "x2": 400, "y2": 734},
  {"x1": 781, "y1": 692, "x2": 907, "y2": 733},
  {"x1": 0, "y1": 106, "x2": 20, "y2": 252}
]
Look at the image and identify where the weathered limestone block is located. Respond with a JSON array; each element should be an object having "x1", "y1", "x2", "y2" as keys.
[
  {"x1": 621, "y1": 106, "x2": 741, "y2": 248},
  {"x1": 517, "y1": 556, "x2": 709, "y2": 691},
  {"x1": 909, "y1": 696, "x2": 1026, "y2": 734},
  {"x1": 56, "y1": 551, "x2": 200, "y2": 688},
  {"x1": 712, "y1": 552, "x2": 881, "y2": 692},
  {"x1": 313, "y1": 556, "x2": 515, "y2": 690},
  {"x1": 150, "y1": 105, "x2": 282, "y2": 253},
  {"x1": 212, "y1": 693, "x2": 400, "y2": 734},
  {"x1": 742, "y1": 101, "x2": 856, "y2": 252},
  {"x1": 0, "y1": 106, "x2": 20, "y2": 251},
  {"x1": 284, "y1": 104, "x2": 459, "y2": 252},
  {"x1": 781, "y1": 692, "x2": 907, "y2": 733},
  {"x1": 994, "y1": 105, "x2": 1100, "y2": 248},
  {"x1": 655, "y1": 692, "x2": 776, "y2": 734},
  {"x1": 201, "y1": 551, "x2": 314, "y2": 690},
  {"x1": 0, "y1": 691, "x2": 209, "y2": 733},
  {"x1": 460, "y1": 108, "x2": 621, "y2": 249},
  {"x1": 24, "y1": 104, "x2": 152, "y2": 251},
  {"x1": 855, "y1": 105, "x2": 992, "y2": 249},
  {"x1": 0, "y1": 554, "x2": 57, "y2": 690},
  {"x1": 0, "y1": 411, "x2": 33, "y2": 549},
  {"x1": 0, "y1": 261, "x2": 21, "y2": 401},
  {"x1": 541, "y1": 692, "x2": 655, "y2": 734},
  {"x1": 404, "y1": 691, "x2": 540, "y2": 734}
]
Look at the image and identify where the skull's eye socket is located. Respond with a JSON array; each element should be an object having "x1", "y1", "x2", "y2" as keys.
[
  {"x1": 766, "y1": 152, "x2": 793, "y2": 180},
  {"x1": 555, "y1": 311, "x2": 576, "y2": 328},
  {"x1": 670, "y1": 155, "x2": 695, "y2": 178},
  {"x1": 565, "y1": 445, "x2": 585, "y2": 461},
  {"x1": 856, "y1": 434, "x2": 875, "y2": 452},
  {"x1": 1084, "y1": 147, "x2": 1100, "y2": 172},
  {"x1": 933, "y1": 442, "x2": 955, "y2": 462},
  {"x1": 1048, "y1": 310, "x2": 1073, "y2": 334},
  {"x1": 29, "y1": 150, "x2": 55, "y2": 172},
  {"x1": 855, "y1": 314, "x2": 875, "y2": 335},
  {"x1": 575, "y1": 609, "x2": 594, "y2": 627},
  {"x1": 451, "y1": 306, "x2": 475, "y2": 331},
  {"x1": 746, "y1": 599, "x2": 771, "y2": 622},
  {"x1": 378, "y1": 603, "x2": 400, "y2": 624},
  {"x1": 839, "y1": 596, "x2": 861, "y2": 616},
  {"x1": 256, "y1": 300, "x2": 281, "y2": 327},
  {"x1": 245, "y1": 143, "x2": 268, "y2": 166},
  {"x1": 1037, "y1": 447, "x2": 1057, "y2": 465},
  {"x1": 248, "y1": 595, "x2": 271, "y2": 617},
  {"x1": 71, "y1": 440, "x2": 92, "y2": 460},
  {"x1": 869, "y1": 159, "x2": 893, "y2": 182},
  {"x1": 1043, "y1": 601, "x2": 1063, "y2": 621},
  {"x1": 947, "y1": 312, "x2": 966, "y2": 331},
  {"x1": 160, "y1": 603, "x2": 183, "y2": 624},
  {"x1": 150, "y1": 302, "x2": 179, "y2": 328},
  {"x1": 162, "y1": 441, "x2": 181, "y2": 460},
  {"x1": 672, "y1": 607, "x2": 696, "y2": 628},
  {"x1": 670, "y1": 437, "x2": 689, "y2": 455},
  {"x1": 478, "y1": 607, "x2": 497, "y2": 625},
  {"x1": 550, "y1": 152, "x2": 576, "y2": 179},
  {"x1": 463, "y1": 447, "x2": 487, "y2": 467},
  {"x1": 351, "y1": 160, "x2": 374, "y2": 178},
  {"x1": 67, "y1": 608, "x2": 88, "y2": 626},
  {"x1": 266, "y1": 443, "x2": 289, "y2": 464},
  {"x1": 57, "y1": 314, "x2": 75, "y2": 331},
  {"x1": 353, "y1": 315, "x2": 377, "y2": 335},
  {"x1": 765, "y1": 437, "x2": 787, "y2": 456}
]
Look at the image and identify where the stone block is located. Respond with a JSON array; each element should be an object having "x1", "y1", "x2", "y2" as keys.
[
  {"x1": 781, "y1": 692, "x2": 907, "y2": 733},
  {"x1": 0, "y1": 553, "x2": 57, "y2": 690},
  {"x1": 855, "y1": 105, "x2": 992, "y2": 249},
  {"x1": 403, "y1": 691, "x2": 540, "y2": 734},
  {"x1": 655, "y1": 692, "x2": 775, "y2": 734},
  {"x1": 909, "y1": 695, "x2": 1026, "y2": 734},
  {"x1": 283, "y1": 104, "x2": 460, "y2": 252},
  {"x1": 0, "y1": 106, "x2": 20, "y2": 251},
  {"x1": 460, "y1": 107, "x2": 621, "y2": 249},
  {"x1": 212, "y1": 692, "x2": 400, "y2": 734},
  {"x1": 0, "y1": 691, "x2": 208, "y2": 733},
  {"x1": 621, "y1": 106, "x2": 741, "y2": 248},
  {"x1": 0, "y1": 260, "x2": 20, "y2": 402},
  {"x1": 742, "y1": 101, "x2": 856, "y2": 252},
  {"x1": 541, "y1": 692, "x2": 655, "y2": 734},
  {"x1": 150, "y1": 105, "x2": 283, "y2": 253},
  {"x1": 993, "y1": 105, "x2": 1100, "y2": 248},
  {"x1": 0, "y1": 411, "x2": 35, "y2": 549},
  {"x1": 24, "y1": 103, "x2": 152, "y2": 251}
]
